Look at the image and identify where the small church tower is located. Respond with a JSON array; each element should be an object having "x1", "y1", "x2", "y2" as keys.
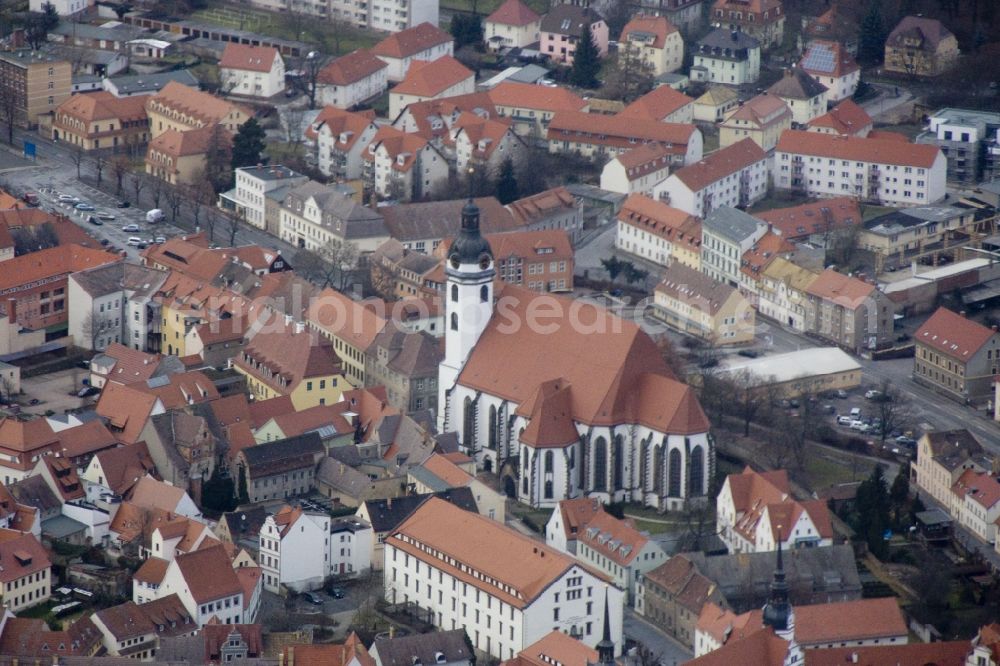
[{"x1": 437, "y1": 197, "x2": 495, "y2": 434}]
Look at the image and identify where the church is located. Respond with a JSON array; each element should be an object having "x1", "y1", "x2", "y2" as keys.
[{"x1": 437, "y1": 199, "x2": 714, "y2": 510}]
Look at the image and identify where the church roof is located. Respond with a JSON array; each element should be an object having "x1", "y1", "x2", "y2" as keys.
[{"x1": 458, "y1": 285, "x2": 708, "y2": 433}]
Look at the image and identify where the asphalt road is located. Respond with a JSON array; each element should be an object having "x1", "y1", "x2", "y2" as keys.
[{"x1": 624, "y1": 609, "x2": 691, "y2": 666}]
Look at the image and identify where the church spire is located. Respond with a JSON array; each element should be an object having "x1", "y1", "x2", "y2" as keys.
[
  {"x1": 597, "y1": 588, "x2": 615, "y2": 665},
  {"x1": 762, "y1": 529, "x2": 791, "y2": 632}
]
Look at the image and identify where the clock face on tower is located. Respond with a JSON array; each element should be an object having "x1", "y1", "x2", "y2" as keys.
[
  {"x1": 479, "y1": 255, "x2": 492, "y2": 270},
  {"x1": 450, "y1": 255, "x2": 461, "y2": 269}
]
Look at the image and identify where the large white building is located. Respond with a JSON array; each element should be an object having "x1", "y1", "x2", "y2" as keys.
[
  {"x1": 259, "y1": 506, "x2": 329, "y2": 594},
  {"x1": 154, "y1": 545, "x2": 254, "y2": 627},
  {"x1": 384, "y1": 496, "x2": 624, "y2": 660},
  {"x1": 690, "y1": 28, "x2": 760, "y2": 85},
  {"x1": 620, "y1": 15, "x2": 684, "y2": 77},
  {"x1": 371, "y1": 23, "x2": 453, "y2": 82},
  {"x1": 484, "y1": 0, "x2": 541, "y2": 52},
  {"x1": 316, "y1": 50, "x2": 389, "y2": 110},
  {"x1": 218, "y1": 44, "x2": 285, "y2": 98},
  {"x1": 248, "y1": 0, "x2": 439, "y2": 34},
  {"x1": 653, "y1": 138, "x2": 768, "y2": 218},
  {"x1": 30, "y1": 0, "x2": 89, "y2": 15},
  {"x1": 437, "y1": 201, "x2": 713, "y2": 511},
  {"x1": 68, "y1": 262, "x2": 168, "y2": 353},
  {"x1": 312, "y1": 107, "x2": 380, "y2": 180},
  {"x1": 773, "y1": 130, "x2": 947, "y2": 206}
]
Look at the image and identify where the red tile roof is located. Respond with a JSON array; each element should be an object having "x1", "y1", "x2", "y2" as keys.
[
  {"x1": 134, "y1": 555, "x2": 170, "y2": 585},
  {"x1": 392, "y1": 56, "x2": 473, "y2": 98},
  {"x1": 0, "y1": 417, "x2": 58, "y2": 454},
  {"x1": 318, "y1": 49, "x2": 387, "y2": 86},
  {"x1": 363, "y1": 125, "x2": 433, "y2": 173},
  {"x1": 807, "y1": 99, "x2": 873, "y2": 136},
  {"x1": 173, "y1": 544, "x2": 242, "y2": 603},
  {"x1": 0, "y1": 243, "x2": 120, "y2": 292},
  {"x1": 578, "y1": 508, "x2": 649, "y2": 565},
  {"x1": 307, "y1": 105, "x2": 376, "y2": 142},
  {"x1": 486, "y1": 0, "x2": 540, "y2": 26},
  {"x1": 670, "y1": 138, "x2": 765, "y2": 192},
  {"x1": 952, "y1": 468, "x2": 1000, "y2": 510},
  {"x1": 371, "y1": 22, "x2": 452, "y2": 59},
  {"x1": 147, "y1": 126, "x2": 217, "y2": 159},
  {"x1": 0, "y1": 529, "x2": 50, "y2": 583},
  {"x1": 503, "y1": 631, "x2": 597, "y2": 666},
  {"x1": 722, "y1": 93, "x2": 791, "y2": 128},
  {"x1": 147, "y1": 81, "x2": 249, "y2": 129},
  {"x1": 553, "y1": 497, "x2": 601, "y2": 542},
  {"x1": 281, "y1": 633, "x2": 375, "y2": 666},
  {"x1": 617, "y1": 193, "x2": 702, "y2": 249},
  {"x1": 548, "y1": 111, "x2": 697, "y2": 154},
  {"x1": 916, "y1": 307, "x2": 998, "y2": 360},
  {"x1": 776, "y1": 129, "x2": 942, "y2": 168},
  {"x1": 219, "y1": 43, "x2": 279, "y2": 73},
  {"x1": 801, "y1": 641, "x2": 971, "y2": 666},
  {"x1": 794, "y1": 597, "x2": 907, "y2": 644},
  {"x1": 488, "y1": 81, "x2": 588, "y2": 114},
  {"x1": 741, "y1": 230, "x2": 794, "y2": 280},
  {"x1": 887, "y1": 15, "x2": 955, "y2": 50},
  {"x1": 619, "y1": 84, "x2": 692, "y2": 121},
  {"x1": 613, "y1": 143, "x2": 674, "y2": 182},
  {"x1": 754, "y1": 197, "x2": 859, "y2": 239},
  {"x1": 804, "y1": 268, "x2": 876, "y2": 308},
  {"x1": 55, "y1": 91, "x2": 147, "y2": 124},
  {"x1": 308, "y1": 287, "x2": 387, "y2": 350},
  {"x1": 799, "y1": 40, "x2": 859, "y2": 78},
  {"x1": 621, "y1": 15, "x2": 676, "y2": 49},
  {"x1": 234, "y1": 320, "x2": 344, "y2": 394}
]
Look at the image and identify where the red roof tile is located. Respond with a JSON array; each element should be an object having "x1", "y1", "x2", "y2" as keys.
[
  {"x1": 776, "y1": 129, "x2": 942, "y2": 168},
  {"x1": 802, "y1": 641, "x2": 971, "y2": 666},
  {"x1": 621, "y1": 15, "x2": 676, "y2": 49},
  {"x1": 488, "y1": 81, "x2": 588, "y2": 114},
  {"x1": 670, "y1": 138, "x2": 765, "y2": 192},
  {"x1": 219, "y1": 43, "x2": 279, "y2": 73},
  {"x1": 318, "y1": 49, "x2": 387, "y2": 86},
  {"x1": 754, "y1": 197, "x2": 859, "y2": 239},
  {"x1": 915, "y1": 306, "x2": 998, "y2": 360},
  {"x1": 371, "y1": 23, "x2": 452, "y2": 59},
  {"x1": 804, "y1": 268, "x2": 875, "y2": 308},
  {"x1": 486, "y1": 0, "x2": 540, "y2": 26},
  {"x1": 807, "y1": 99, "x2": 873, "y2": 136},
  {"x1": 619, "y1": 84, "x2": 692, "y2": 121},
  {"x1": 392, "y1": 56, "x2": 473, "y2": 98}
]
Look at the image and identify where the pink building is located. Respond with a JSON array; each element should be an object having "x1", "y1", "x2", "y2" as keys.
[{"x1": 539, "y1": 5, "x2": 608, "y2": 66}]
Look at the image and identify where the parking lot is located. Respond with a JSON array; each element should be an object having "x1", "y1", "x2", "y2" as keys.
[
  {"x1": 17, "y1": 367, "x2": 94, "y2": 415},
  {"x1": 811, "y1": 385, "x2": 918, "y2": 456}
]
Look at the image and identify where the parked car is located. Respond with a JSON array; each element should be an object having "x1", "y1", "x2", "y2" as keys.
[
  {"x1": 58, "y1": 194, "x2": 79, "y2": 203},
  {"x1": 97, "y1": 212, "x2": 116, "y2": 220},
  {"x1": 896, "y1": 435, "x2": 917, "y2": 447},
  {"x1": 850, "y1": 420, "x2": 869, "y2": 432},
  {"x1": 822, "y1": 404, "x2": 836, "y2": 414},
  {"x1": 77, "y1": 386, "x2": 99, "y2": 398},
  {"x1": 122, "y1": 224, "x2": 141, "y2": 232},
  {"x1": 86, "y1": 216, "x2": 103, "y2": 225},
  {"x1": 303, "y1": 592, "x2": 323, "y2": 605},
  {"x1": 865, "y1": 389, "x2": 882, "y2": 400},
  {"x1": 329, "y1": 587, "x2": 345, "y2": 599},
  {"x1": 146, "y1": 209, "x2": 164, "y2": 224},
  {"x1": 737, "y1": 349, "x2": 759, "y2": 358},
  {"x1": 74, "y1": 202, "x2": 95, "y2": 211},
  {"x1": 837, "y1": 416, "x2": 853, "y2": 426},
  {"x1": 849, "y1": 407, "x2": 862, "y2": 418},
  {"x1": 836, "y1": 389, "x2": 849, "y2": 399},
  {"x1": 136, "y1": 242, "x2": 148, "y2": 250},
  {"x1": 153, "y1": 236, "x2": 166, "y2": 244},
  {"x1": 127, "y1": 236, "x2": 142, "y2": 246},
  {"x1": 116, "y1": 201, "x2": 131, "y2": 208}
]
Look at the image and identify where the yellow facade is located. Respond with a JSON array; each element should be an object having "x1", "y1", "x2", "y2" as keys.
[
  {"x1": 146, "y1": 102, "x2": 250, "y2": 139},
  {"x1": 236, "y1": 365, "x2": 348, "y2": 411},
  {"x1": 161, "y1": 303, "x2": 200, "y2": 357},
  {"x1": 672, "y1": 243, "x2": 701, "y2": 271},
  {"x1": 145, "y1": 150, "x2": 206, "y2": 186},
  {"x1": 653, "y1": 289, "x2": 754, "y2": 345}
]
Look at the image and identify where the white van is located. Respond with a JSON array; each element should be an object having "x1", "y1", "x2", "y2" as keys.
[
  {"x1": 127, "y1": 236, "x2": 142, "y2": 246},
  {"x1": 146, "y1": 209, "x2": 164, "y2": 224}
]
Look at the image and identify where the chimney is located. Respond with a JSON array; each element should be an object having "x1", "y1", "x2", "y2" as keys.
[
  {"x1": 284, "y1": 314, "x2": 293, "y2": 326},
  {"x1": 387, "y1": 497, "x2": 392, "y2": 509},
  {"x1": 295, "y1": 321, "x2": 305, "y2": 334},
  {"x1": 6, "y1": 298, "x2": 15, "y2": 324},
  {"x1": 960, "y1": 311, "x2": 966, "y2": 317}
]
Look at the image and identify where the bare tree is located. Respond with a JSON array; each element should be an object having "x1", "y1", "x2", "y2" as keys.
[
  {"x1": 227, "y1": 209, "x2": 243, "y2": 246},
  {"x1": 94, "y1": 151, "x2": 106, "y2": 187},
  {"x1": 281, "y1": 104, "x2": 308, "y2": 154},
  {"x1": 70, "y1": 144, "x2": 85, "y2": 179},
  {"x1": 204, "y1": 208, "x2": 219, "y2": 242},
  {"x1": 149, "y1": 176, "x2": 164, "y2": 209},
  {"x1": 131, "y1": 172, "x2": 147, "y2": 207},
  {"x1": 78, "y1": 309, "x2": 100, "y2": 350},
  {"x1": 297, "y1": 51, "x2": 328, "y2": 110},
  {"x1": 873, "y1": 378, "x2": 913, "y2": 443},
  {"x1": 317, "y1": 236, "x2": 360, "y2": 290},
  {"x1": 728, "y1": 369, "x2": 773, "y2": 437},
  {"x1": 111, "y1": 155, "x2": 130, "y2": 196},
  {"x1": 164, "y1": 184, "x2": 184, "y2": 223},
  {"x1": 0, "y1": 372, "x2": 16, "y2": 403},
  {"x1": 603, "y1": 43, "x2": 656, "y2": 102}
]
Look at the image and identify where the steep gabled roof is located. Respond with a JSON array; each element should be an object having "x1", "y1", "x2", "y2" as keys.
[
  {"x1": 392, "y1": 56, "x2": 473, "y2": 99},
  {"x1": 318, "y1": 49, "x2": 387, "y2": 86},
  {"x1": 669, "y1": 138, "x2": 765, "y2": 192},
  {"x1": 371, "y1": 22, "x2": 452, "y2": 59},
  {"x1": 219, "y1": 43, "x2": 279, "y2": 73},
  {"x1": 915, "y1": 307, "x2": 997, "y2": 360}
]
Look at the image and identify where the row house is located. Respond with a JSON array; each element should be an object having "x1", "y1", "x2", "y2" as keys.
[
  {"x1": 773, "y1": 130, "x2": 947, "y2": 206},
  {"x1": 488, "y1": 81, "x2": 589, "y2": 137},
  {"x1": 615, "y1": 193, "x2": 702, "y2": 269},
  {"x1": 233, "y1": 433, "x2": 326, "y2": 504},
  {"x1": 92, "y1": 595, "x2": 196, "y2": 659},
  {"x1": 547, "y1": 111, "x2": 703, "y2": 165},
  {"x1": 620, "y1": 15, "x2": 684, "y2": 77},
  {"x1": 700, "y1": 206, "x2": 767, "y2": 287},
  {"x1": 388, "y1": 56, "x2": 475, "y2": 120},
  {"x1": 505, "y1": 187, "x2": 583, "y2": 242},
  {"x1": 913, "y1": 307, "x2": 1000, "y2": 404},
  {"x1": 737, "y1": 230, "x2": 794, "y2": 305},
  {"x1": 51, "y1": 92, "x2": 149, "y2": 151},
  {"x1": 653, "y1": 138, "x2": 767, "y2": 217},
  {"x1": 716, "y1": 467, "x2": 833, "y2": 553},
  {"x1": 951, "y1": 469, "x2": 1000, "y2": 544},
  {"x1": 311, "y1": 107, "x2": 380, "y2": 180},
  {"x1": 384, "y1": 497, "x2": 624, "y2": 660},
  {"x1": 484, "y1": 0, "x2": 541, "y2": 52},
  {"x1": 914, "y1": 429, "x2": 992, "y2": 512},
  {"x1": 371, "y1": 23, "x2": 453, "y2": 82},
  {"x1": 654, "y1": 262, "x2": 755, "y2": 344},
  {"x1": 600, "y1": 143, "x2": 674, "y2": 196},
  {"x1": 0, "y1": 529, "x2": 52, "y2": 612},
  {"x1": 754, "y1": 196, "x2": 860, "y2": 241},
  {"x1": 68, "y1": 262, "x2": 168, "y2": 353},
  {"x1": 144, "y1": 126, "x2": 217, "y2": 186},
  {"x1": 756, "y1": 257, "x2": 819, "y2": 331},
  {"x1": 219, "y1": 43, "x2": 285, "y2": 99},
  {"x1": 719, "y1": 93, "x2": 792, "y2": 152},
  {"x1": 145, "y1": 81, "x2": 250, "y2": 139},
  {"x1": 278, "y1": 180, "x2": 388, "y2": 253},
  {"x1": 307, "y1": 287, "x2": 387, "y2": 386},
  {"x1": 364, "y1": 126, "x2": 449, "y2": 201},
  {"x1": 317, "y1": 50, "x2": 389, "y2": 110},
  {"x1": 803, "y1": 268, "x2": 896, "y2": 354},
  {"x1": 450, "y1": 113, "x2": 528, "y2": 177}
]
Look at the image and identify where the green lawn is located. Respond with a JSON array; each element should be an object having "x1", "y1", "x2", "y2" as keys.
[
  {"x1": 746, "y1": 189, "x2": 814, "y2": 214},
  {"x1": 803, "y1": 448, "x2": 874, "y2": 492}
]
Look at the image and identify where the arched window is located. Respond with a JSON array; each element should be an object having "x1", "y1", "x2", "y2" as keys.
[
  {"x1": 450, "y1": 313, "x2": 458, "y2": 331},
  {"x1": 592, "y1": 437, "x2": 607, "y2": 492},
  {"x1": 488, "y1": 406, "x2": 498, "y2": 450},
  {"x1": 668, "y1": 448, "x2": 682, "y2": 497},
  {"x1": 463, "y1": 397, "x2": 475, "y2": 446},
  {"x1": 653, "y1": 445, "x2": 664, "y2": 494},
  {"x1": 613, "y1": 435, "x2": 624, "y2": 491},
  {"x1": 480, "y1": 285, "x2": 488, "y2": 302},
  {"x1": 544, "y1": 451, "x2": 554, "y2": 473},
  {"x1": 451, "y1": 284, "x2": 458, "y2": 302},
  {"x1": 689, "y1": 445, "x2": 704, "y2": 496},
  {"x1": 544, "y1": 479, "x2": 553, "y2": 499}
]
